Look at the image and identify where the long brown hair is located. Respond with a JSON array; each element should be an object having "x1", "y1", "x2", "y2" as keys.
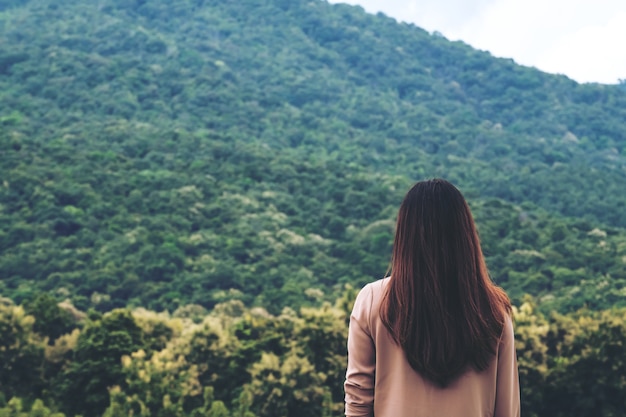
[{"x1": 380, "y1": 178, "x2": 511, "y2": 387}]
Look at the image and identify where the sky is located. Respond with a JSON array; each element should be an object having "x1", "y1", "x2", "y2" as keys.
[{"x1": 328, "y1": 0, "x2": 626, "y2": 84}]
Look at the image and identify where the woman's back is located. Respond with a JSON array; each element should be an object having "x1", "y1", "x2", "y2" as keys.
[{"x1": 345, "y1": 278, "x2": 519, "y2": 417}]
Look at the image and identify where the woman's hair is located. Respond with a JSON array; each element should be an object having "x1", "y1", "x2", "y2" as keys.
[{"x1": 380, "y1": 178, "x2": 511, "y2": 387}]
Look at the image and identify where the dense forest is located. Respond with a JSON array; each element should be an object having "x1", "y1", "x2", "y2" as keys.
[
  {"x1": 1, "y1": 0, "x2": 626, "y2": 415},
  {"x1": 2, "y1": 295, "x2": 626, "y2": 417}
]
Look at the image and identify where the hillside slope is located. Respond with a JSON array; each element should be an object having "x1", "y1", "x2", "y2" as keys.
[{"x1": 1, "y1": 0, "x2": 625, "y2": 312}]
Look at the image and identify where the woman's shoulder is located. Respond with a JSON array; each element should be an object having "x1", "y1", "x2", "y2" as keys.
[
  {"x1": 500, "y1": 312, "x2": 516, "y2": 344},
  {"x1": 361, "y1": 277, "x2": 389, "y2": 299},
  {"x1": 351, "y1": 278, "x2": 390, "y2": 333},
  {"x1": 355, "y1": 277, "x2": 390, "y2": 313}
]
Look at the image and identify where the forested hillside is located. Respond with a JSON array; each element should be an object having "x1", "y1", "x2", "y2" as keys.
[
  {"x1": 1, "y1": 0, "x2": 626, "y2": 415},
  {"x1": 2, "y1": 0, "x2": 625, "y2": 312}
]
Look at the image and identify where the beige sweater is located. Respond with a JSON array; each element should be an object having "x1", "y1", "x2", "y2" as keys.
[{"x1": 344, "y1": 278, "x2": 520, "y2": 417}]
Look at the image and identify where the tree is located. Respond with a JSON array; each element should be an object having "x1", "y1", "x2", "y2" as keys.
[
  {"x1": 24, "y1": 294, "x2": 76, "y2": 344},
  {"x1": 0, "y1": 302, "x2": 45, "y2": 401},
  {"x1": 243, "y1": 350, "x2": 333, "y2": 417},
  {"x1": 55, "y1": 310, "x2": 144, "y2": 417}
]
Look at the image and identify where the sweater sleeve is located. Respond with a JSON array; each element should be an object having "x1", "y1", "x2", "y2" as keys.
[
  {"x1": 344, "y1": 284, "x2": 375, "y2": 417},
  {"x1": 494, "y1": 316, "x2": 521, "y2": 417}
]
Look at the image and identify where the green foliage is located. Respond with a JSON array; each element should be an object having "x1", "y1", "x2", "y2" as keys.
[
  {"x1": 1, "y1": 0, "x2": 626, "y2": 316},
  {"x1": 242, "y1": 350, "x2": 332, "y2": 417},
  {"x1": 56, "y1": 310, "x2": 145, "y2": 417},
  {"x1": 541, "y1": 310, "x2": 626, "y2": 417},
  {"x1": 512, "y1": 303, "x2": 626, "y2": 417},
  {"x1": 0, "y1": 301, "x2": 45, "y2": 401},
  {"x1": 1, "y1": 297, "x2": 626, "y2": 417},
  {"x1": 1, "y1": 0, "x2": 626, "y2": 415},
  {"x1": 0, "y1": 398, "x2": 65, "y2": 417},
  {"x1": 23, "y1": 294, "x2": 77, "y2": 344}
]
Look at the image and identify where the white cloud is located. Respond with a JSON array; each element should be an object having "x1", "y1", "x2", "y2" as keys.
[
  {"x1": 328, "y1": 0, "x2": 626, "y2": 84},
  {"x1": 331, "y1": 0, "x2": 496, "y2": 30},
  {"x1": 535, "y1": 11, "x2": 626, "y2": 83}
]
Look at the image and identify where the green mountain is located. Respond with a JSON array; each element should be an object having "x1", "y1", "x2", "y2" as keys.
[{"x1": 1, "y1": 0, "x2": 626, "y2": 313}]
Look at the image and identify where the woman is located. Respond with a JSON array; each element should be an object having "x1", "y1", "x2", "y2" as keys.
[{"x1": 344, "y1": 179, "x2": 520, "y2": 417}]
